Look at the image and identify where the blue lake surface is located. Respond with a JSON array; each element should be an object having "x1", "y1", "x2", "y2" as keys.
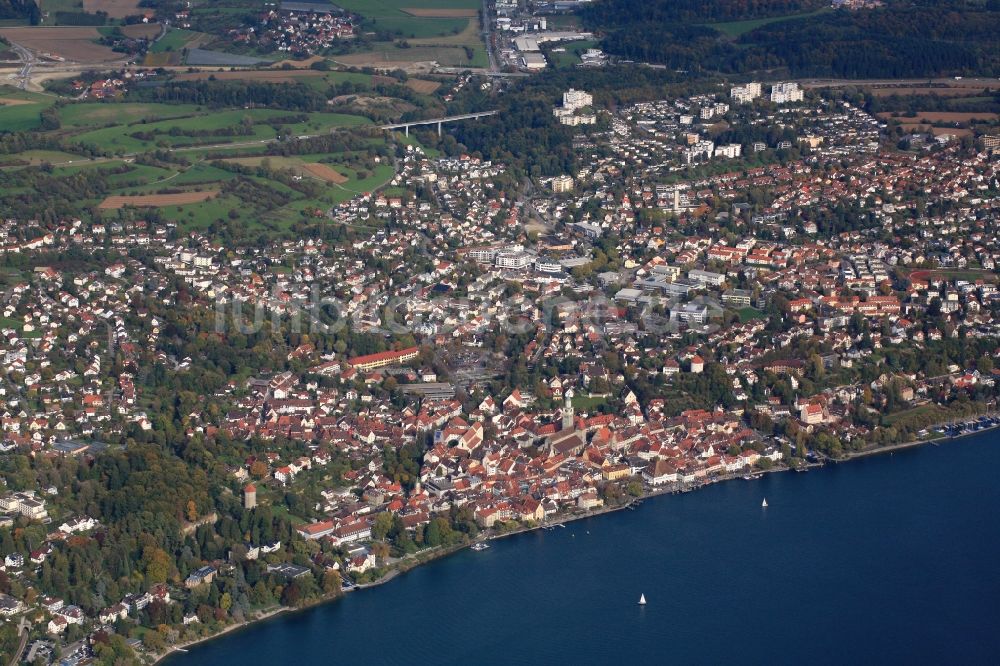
[{"x1": 169, "y1": 433, "x2": 1000, "y2": 665}]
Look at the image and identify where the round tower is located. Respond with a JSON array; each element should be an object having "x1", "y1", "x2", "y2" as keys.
[{"x1": 243, "y1": 484, "x2": 257, "y2": 510}]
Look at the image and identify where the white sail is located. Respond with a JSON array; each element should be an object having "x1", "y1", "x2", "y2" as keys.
[
  {"x1": 638, "y1": 594, "x2": 646, "y2": 605},
  {"x1": 762, "y1": 498, "x2": 768, "y2": 508}
]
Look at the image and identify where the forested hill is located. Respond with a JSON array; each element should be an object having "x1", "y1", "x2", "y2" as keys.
[
  {"x1": 580, "y1": 0, "x2": 827, "y2": 27},
  {"x1": 581, "y1": 0, "x2": 1000, "y2": 78}
]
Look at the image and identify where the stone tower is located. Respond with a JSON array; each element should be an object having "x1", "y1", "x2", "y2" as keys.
[{"x1": 243, "y1": 484, "x2": 257, "y2": 510}]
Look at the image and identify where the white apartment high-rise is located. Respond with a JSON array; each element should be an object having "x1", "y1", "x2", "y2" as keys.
[
  {"x1": 730, "y1": 82, "x2": 762, "y2": 104},
  {"x1": 562, "y1": 88, "x2": 593, "y2": 112},
  {"x1": 770, "y1": 82, "x2": 804, "y2": 104}
]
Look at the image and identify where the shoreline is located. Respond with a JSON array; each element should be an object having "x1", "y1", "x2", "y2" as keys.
[
  {"x1": 842, "y1": 413, "x2": 1000, "y2": 461},
  {"x1": 153, "y1": 606, "x2": 290, "y2": 663},
  {"x1": 153, "y1": 542, "x2": 467, "y2": 664},
  {"x1": 153, "y1": 414, "x2": 998, "y2": 663}
]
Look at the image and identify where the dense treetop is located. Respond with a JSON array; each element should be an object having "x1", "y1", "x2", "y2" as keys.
[{"x1": 581, "y1": 0, "x2": 1000, "y2": 78}]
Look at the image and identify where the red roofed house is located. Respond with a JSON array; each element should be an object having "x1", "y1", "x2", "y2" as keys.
[{"x1": 347, "y1": 346, "x2": 420, "y2": 371}]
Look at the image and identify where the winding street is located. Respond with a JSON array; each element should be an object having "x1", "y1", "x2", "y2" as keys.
[
  {"x1": 10, "y1": 42, "x2": 34, "y2": 90},
  {"x1": 7, "y1": 617, "x2": 30, "y2": 666}
]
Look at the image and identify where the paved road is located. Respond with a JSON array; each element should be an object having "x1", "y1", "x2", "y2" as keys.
[
  {"x1": 7, "y1": 617, "x2": 30, "y2": 666},
  {"x1": 481, "y1": 0, "x2": 498, "y2": 72},
  {"x1": 798, "y1": 76, "x2": 1000, "y2": 89},
  {"x1": 10, "y1": 43, "x2": 34, "y2": 90}
]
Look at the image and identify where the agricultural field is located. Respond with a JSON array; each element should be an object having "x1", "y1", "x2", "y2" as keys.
[
  {"x1": 171, "y1": 70, "x2": 328, "y2": 84},
  {"x1": 299, "y1": 162, "x2": 348, "y2": 183},
  {"x1": 120, "y1": 23, "x2": 161, "y2": 39},
  {"x1": 58, "y1": 102, "x2": 205, "y2": 127},
  {"x1": 98, "y1": 190, "x2": 219, "y2": 209},
  {"x1": 337, "y1": 0, "x2": 478, "y2": 38},
  {"x1": 835, "y1": 81, "x2": 1000, "y2": 118},
  {"x1": 372, "y1": 74, "x2": 440, "y2": 94},
  {"x1": 81, "y1": 0, "x2": 140, "y2": 19},
  {"x1": 185, "y1": 48, "x2": 272, "y2": 66},
  {"x1": 402, "y1": 16, "x2": 485, "y2": 66},
  {"x1": 162, "y1": 67, "x2": 384, "y2": 93},
  {"x1": 0, "y1": 149, "x2": 88, "y2": 166},
  {"x1": 38, "y1": 0, "x2": 83, "y2": 24},
  {"x1": 223, "y1": 155, "x2": 348, "y2": 183},
  {"x1": 876, "y1": 112, "x2": 999, "y2": 124},
  {"x1": 336, "y1": 44, "x2": 484, "y2": 68},
  {"x1": 878, "y1": 110, "x2": 998, "y2": 138},
  {"x1": 866, "y1": 86, "x2": 1000, "y2": 98},
  {"x1": 150, "y1": 28, "x2": 204, "y2": 53},
  {"x1": 0, "y1": 26, "x2": 122, "y2": 63},
  {"x1": 334, "y1": 0, "x2": 486, "y2": 69}
]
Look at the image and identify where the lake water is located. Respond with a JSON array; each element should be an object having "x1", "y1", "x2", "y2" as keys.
[{"x1": 169, "y1": 433, "x2": 1000, "y2": 665}]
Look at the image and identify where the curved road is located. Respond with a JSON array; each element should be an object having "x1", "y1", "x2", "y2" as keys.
[
  {"x1": 10, "y1": 43, "x2": 34, "y2": 90},
  {"x1": 7, "y1": 618, "x2": 30, "y2": 666}
]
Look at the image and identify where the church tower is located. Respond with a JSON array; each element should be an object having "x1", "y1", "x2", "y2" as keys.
[{"x1": 562, "y1": 389, "x2": 575, "y2": 431}]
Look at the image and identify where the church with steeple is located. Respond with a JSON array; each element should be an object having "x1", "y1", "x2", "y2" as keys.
[{"x1": 547, "y1": 389, "x2": 585, "y2": 458}]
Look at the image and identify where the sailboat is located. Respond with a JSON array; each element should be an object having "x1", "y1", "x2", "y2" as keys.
[
  {"x1": 638, "y1": 594, "x2": 647, "y2": 606},
  {"x1": 762, "y1": 498, "x2": 768, "y2": 508}
]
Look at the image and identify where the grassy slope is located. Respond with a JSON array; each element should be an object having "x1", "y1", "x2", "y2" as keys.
[
  {"x1": 703, "y1": 7, "x2": 832, "y2": 38},
  {"x1": 58, "y1": 102, "x2": 206, "y2": 127},
  {"x1": 3, "y1": 67, "x2": 416, "y2": 236},
  {"x1": 0, "y1": 88, "x2": 57, "y2": 132},
  {"x1": 150, "y1": 28, "x2": 208, "y2": 53},
  {"x1": 70, "y1": 109, "x2": 370, "y2": 153}
]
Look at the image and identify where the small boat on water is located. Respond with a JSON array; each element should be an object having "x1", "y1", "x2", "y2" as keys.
[
  {"x1": 638, "y1": 594, "x2": 647, "y2": 606},
  {"x1": 761, "y1": 498, "x2": 768, "y2": 508},
  {"x1": 471, "y1": 542, "x2": 490, "y2": 551}
]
